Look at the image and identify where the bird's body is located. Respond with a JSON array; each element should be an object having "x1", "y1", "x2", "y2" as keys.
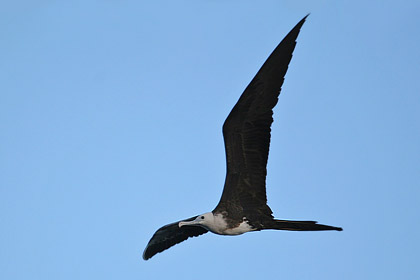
[
  {"x1": 179, "y1": 212, "x2": 255, "y2": 235},
  {"x1": 143, "y1": 15, "x2": 342, "y2": 261}
]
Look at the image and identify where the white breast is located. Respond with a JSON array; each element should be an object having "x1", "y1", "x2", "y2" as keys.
[
  {"x1": 207, "y1": 214, "x2": 256, "y2": 235},
  {"x1": 223, "y1": 220, "x2": 255, "y2": 235}
]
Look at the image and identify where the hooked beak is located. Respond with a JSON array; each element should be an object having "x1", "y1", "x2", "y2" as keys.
[{"x1": 178, "y1": 220, "x2": 198, "y2": 228}]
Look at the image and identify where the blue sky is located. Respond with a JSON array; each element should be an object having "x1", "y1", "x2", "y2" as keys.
[{"x1": 1, "y1": 1, "x2": 420, "y2": 279}]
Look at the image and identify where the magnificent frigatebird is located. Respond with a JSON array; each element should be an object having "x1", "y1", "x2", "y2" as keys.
[{"x1": 143, "y1": 15, "x2": 342, "y2": 261}]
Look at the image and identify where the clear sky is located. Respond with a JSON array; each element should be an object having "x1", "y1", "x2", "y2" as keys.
[{"x1": 1, "y1": 1, "x2": 420, "y2": 279}]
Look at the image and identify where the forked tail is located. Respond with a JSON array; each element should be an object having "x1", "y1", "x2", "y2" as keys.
[{"x1": 265, "y1": 219, "x2": 342, "y2": 231}]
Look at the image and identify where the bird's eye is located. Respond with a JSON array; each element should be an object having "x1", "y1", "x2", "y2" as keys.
[{"x1": 200, "y1": 216, "x2": 204, "y2": 219}]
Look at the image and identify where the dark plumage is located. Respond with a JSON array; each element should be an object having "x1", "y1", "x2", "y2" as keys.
[
  {"x1": 143, "y1": 15, "x2": 342, "y2": 261},
  {"x1": 143, "y1": 216, "x2": 207, "y2": 260}
]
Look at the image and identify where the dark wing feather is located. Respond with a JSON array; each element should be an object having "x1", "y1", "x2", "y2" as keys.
[
  {"x1": 143, "y1": 216, "x2": 208, "y2": 260},
  {"x1": 214, "y1": 16, "x2": 308, "y2": 222}
]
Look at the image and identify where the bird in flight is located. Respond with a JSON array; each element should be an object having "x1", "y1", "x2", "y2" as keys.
[{"x1": 143, "y1": 15, "x2": 342, "y2": 261}]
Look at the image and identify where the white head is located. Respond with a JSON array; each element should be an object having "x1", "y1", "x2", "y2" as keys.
[{"x1": 178, "y1": 212, "x2": 214, "y2": 230}]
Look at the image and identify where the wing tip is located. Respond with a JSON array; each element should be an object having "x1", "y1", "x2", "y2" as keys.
[
  {"x1": 142, "y1": 243, "x2": 153, "y2": 261},
  {"x1": 295, "y1": 14, "x2": 310, "y2": 32},
  {"x1": 142, "y1": 250, "x2": 149, "y2": 261}
]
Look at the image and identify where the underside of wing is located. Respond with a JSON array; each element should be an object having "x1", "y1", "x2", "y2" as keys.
[
  {"x1": 215, "y1": 16, "x2": 309, "y2": 219},
  {"x1": 143, "y1": 216, "x2": 208, "y2": 260}
]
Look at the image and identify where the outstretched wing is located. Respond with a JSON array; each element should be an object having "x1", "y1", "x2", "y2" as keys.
[
  {"x1": 214, "y1": 16, "x2": 308, "y2": 222},
  {"x1": 143, "y1": 216, "x2": 208, "y2": 260}
]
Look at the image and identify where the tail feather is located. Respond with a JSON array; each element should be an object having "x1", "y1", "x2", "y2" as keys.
[{"x1": 265, "y1": 219, "x2": 342, "y2": 231}]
